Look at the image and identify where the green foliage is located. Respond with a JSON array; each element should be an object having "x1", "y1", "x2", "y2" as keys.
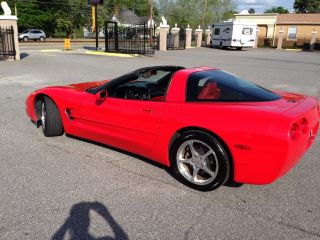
[
  {"x1": 294, "y1": 0, "x2": 320, "y2": 13},
  {"x1": 2, "y1": 0, "x2": 234, "y2": 36},
  {"x1": 157, "y1": 0, "x2": 235, "y2": 29},
  {"x1": 264, "y1": 6, "x2": 289, "y2": 14}
]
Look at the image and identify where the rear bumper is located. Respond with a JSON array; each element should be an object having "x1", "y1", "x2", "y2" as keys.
[{"x1": 233, "y1": 97, "x2": 319, "y2": 185}]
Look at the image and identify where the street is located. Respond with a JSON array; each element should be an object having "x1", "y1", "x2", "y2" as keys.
[{"x1": 0, "y1": 46, "x2": 320, "y2": 240}]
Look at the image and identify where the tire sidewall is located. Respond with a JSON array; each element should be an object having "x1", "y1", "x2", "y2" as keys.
[
  {"x1": 41, "y1": 100, "x2": 48, "y2": 136},
  {"x1": 170, "y1": 131, "x2": 230, "y2": 191}
]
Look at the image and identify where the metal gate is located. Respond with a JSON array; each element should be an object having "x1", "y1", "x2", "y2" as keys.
[
  {"x1": 167, "y1": 28, "x2": 186, "y2": 50},
  {"x1": 0, "y1": 26, "x2": 16, "y2": 61},
  {"x1": 105, "y1": 21, "x2": 155, "y2": 55}
]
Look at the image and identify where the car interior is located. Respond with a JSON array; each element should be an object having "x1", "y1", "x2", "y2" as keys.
[{"x1": 107, "y1": 66, "x2": 184, "y2": 101}]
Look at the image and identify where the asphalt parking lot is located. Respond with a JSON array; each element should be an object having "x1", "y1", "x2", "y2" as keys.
[{"x1": 0, "y1": 46, "x2": 319, "y2": 240}]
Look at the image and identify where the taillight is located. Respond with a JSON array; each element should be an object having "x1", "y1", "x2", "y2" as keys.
[
  {"x1": 289, "y1": 123, "x2": 300, "y2": 140},
  {"x1": 289, "y1": 118, "x2": 310, "y2": 140}
]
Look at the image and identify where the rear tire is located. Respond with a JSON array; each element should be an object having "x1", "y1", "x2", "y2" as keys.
[
  {"x1": 170, "y1": 130, "x2": 230, "y2": 191},
  {"x1": 41, "y1": 96, "x2": 64, "y2": 137},
  {"x1": 39, "y1": 36, "x2": 44, "y2": 42},
  {"x1": 236, "y1": 47, "x2": 243, "y2": 51}
]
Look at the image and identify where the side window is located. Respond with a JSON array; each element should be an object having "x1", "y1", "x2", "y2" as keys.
[
  {"x1": 214, "y1": 28, "x2": 220, "y2": 35},
  {"x1": 30, "y1": 31, "x2": 36, "y2": 34},
  {"x1": 187, "y1": 77, "x2": 221, "y2": 101},
  {"x1": 186, "y1": 70, "x2": 281, "y2": 102},
  {"x1": 242, "y1": 28, "x2": 253, "y2": 35},
  {"x1": 288, "y1": 26, "x2": 297, "y2": 40}
]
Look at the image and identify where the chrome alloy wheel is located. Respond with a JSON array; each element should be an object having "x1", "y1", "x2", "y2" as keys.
[
  {"x1": 41, "y1": 101, "x2": 46, "y2": 131},
  {"x1": 176, "y1": 140, "x2": 219, "y2": 186}
]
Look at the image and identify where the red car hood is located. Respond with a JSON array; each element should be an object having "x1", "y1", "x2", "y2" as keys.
[{"x1": 66, "y1": 80, "x2": 109, "y2": 91}]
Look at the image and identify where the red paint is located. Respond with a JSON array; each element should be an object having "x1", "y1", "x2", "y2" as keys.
[{"x1": 25, "y1": 68, "x2": 320, "y2": 185}]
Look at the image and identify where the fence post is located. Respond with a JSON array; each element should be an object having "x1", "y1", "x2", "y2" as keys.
[
  {"x1": 105, "y1": 21, "x2": 108, "y2": 52},
  {"x1": 277, "y1": 29, "x2": 284, "y2": 50},
  {"x1": 205, "y1": 26, "x2": 211, "y2": 47},
  {"x1": 310, "y1": 31, "x2": 317, "y2": 52},
  {"x1": 159, "y1": 24, "x2": 169, "y2": 51},
  {"x1": 195, "y1": 25, "x2": 203, "y2": 48},
  {"x1": 114, "y1": 22, "x2": 119, "y2": 52},
  {"x1": 186, "y1": 25, "x2": 192, "y2": 48}
]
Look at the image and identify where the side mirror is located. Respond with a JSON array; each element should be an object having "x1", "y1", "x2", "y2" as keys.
[{"x1": 96, "y1": 90, "x2": 108, "y2": 101}]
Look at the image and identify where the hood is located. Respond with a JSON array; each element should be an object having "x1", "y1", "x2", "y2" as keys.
[{"x1": 65, "y1": 80, "x2": 109, "y2": 92}]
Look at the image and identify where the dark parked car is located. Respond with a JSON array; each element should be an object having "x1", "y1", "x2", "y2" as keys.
[{"x1": 18, "y1": 29, "x2": 46, "y2": 42}]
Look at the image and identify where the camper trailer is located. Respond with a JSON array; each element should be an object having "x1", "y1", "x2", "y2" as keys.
[{"x1": 211, "y1": 21, "x2": 257, "y2": 50}]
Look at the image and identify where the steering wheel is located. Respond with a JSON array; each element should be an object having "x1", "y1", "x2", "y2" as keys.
[
  {"x1": 139, "y1": 88, "x2": 151, "y2": 100},
  {"x1": 125, "y1": 87, "x2": 140, "y2": 100}
]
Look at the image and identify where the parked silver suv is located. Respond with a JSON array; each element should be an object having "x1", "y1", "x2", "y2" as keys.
[{"x1": 18, "y1": 29, "x2": 46, "y2": 42}]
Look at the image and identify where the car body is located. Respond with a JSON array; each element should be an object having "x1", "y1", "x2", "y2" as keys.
[
  {"x1": 26, "y1": 66, "x2": 320, "y2": 191},
  {"x1": 18, "y1": 29, "x2": 46, "y2": 42}
]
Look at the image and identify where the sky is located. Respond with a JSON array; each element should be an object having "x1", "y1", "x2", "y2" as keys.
[{"x1": 234, "y1": 0, "x2": 295, "y2": 13}]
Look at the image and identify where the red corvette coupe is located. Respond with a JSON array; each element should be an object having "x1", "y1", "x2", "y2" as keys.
[{"x1": 26, "y1": 66, "x2": 319, "y2": 191}]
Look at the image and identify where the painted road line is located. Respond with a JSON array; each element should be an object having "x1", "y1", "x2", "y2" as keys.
[
  {"x1": 40, "y1": 49, "x2": 63, "y2": 52},
  {"x1": 85, "y1": 50, "x2": 136, "y2": 58},
  {"x1": 285, "y1": 48, "x2": 303, "y2": 52}
]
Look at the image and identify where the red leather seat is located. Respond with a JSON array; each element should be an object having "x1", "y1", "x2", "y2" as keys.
[{"x1": 198, "y1": 82, "x2": 221, "y2": 100}]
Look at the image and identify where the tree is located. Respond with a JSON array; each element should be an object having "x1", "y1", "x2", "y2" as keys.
[
  {"x1": 248, "y1": 8, "x2": 255, "y2": 14},
  {"x1": 264, "y1": 6, "x2": 289, "y2": 14},
  {"x1": 157, "y1": 0, "x2": 235, "y2": 29},
  {"x1": 294, "y1": 0, "x2": 320, "y2": 13}
]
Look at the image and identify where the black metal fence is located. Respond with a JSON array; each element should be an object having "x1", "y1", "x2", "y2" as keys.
[
  {"x1": 105, "y1": 21, "x2": 155, "y2": 55},
  {"x1": 0, "y1": 26, "x2": 16, "y2": 61},
  {"x1": 167, "y1": 29, "x2": 186, "y2": 50}
]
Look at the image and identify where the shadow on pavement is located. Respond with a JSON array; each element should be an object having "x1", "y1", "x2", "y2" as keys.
[
  {"x1": 20, "y1": 53, "x2": 30, "y2": 59},
  {"x1": 51, "y1": 201, "x2": 128, "y2": 240}
]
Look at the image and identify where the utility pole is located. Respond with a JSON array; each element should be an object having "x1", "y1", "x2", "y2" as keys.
[
  {"x1": 95, "y1": 4, "x2": 98, "y2": 50},
  {"x1": 201, "y1": 0, "x2": 208, "y2": 29},
  {"x1": 14, "y1": 0, "x2": 17, "y2": 16}
]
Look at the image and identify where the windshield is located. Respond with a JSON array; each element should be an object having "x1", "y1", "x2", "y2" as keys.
[
  {"x1": 22, "y1": 30, "x2": 30, "y2": 34},
  {"x1": 187, "y1": 70, "x2": 281, "y2": 102}
]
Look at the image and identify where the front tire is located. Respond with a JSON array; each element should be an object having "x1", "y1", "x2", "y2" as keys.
[
  {"x1": 23, "y1": 36, "x2": 28, "y2": 42},
  {"x1": 170, "y1": 130, "x2": 230, "y2": 191},
  {"x1": 41, "y1": 96, "x2": 64, "y2": 137}
]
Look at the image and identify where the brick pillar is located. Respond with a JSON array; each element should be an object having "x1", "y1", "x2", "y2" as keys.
[
  {"x1": 277, "y1": 29, "x2": 284, "y2": 50},
  {"x1": 253, "y1": 27, "x2": 260, "y2": 48},
  {"x1": 205, "y1": 26, "x2": 212, "y2": 46},
  {"x1": 0, "y1": 16, "x2": 20, "y2": 60},
  {"x1": 159, "y1": 25, "x2": 169, "y2": 51},
  {"x1": 195, "y1": 26, "x2": 203, "y2": 48},
  {"x1": 171, "y1": 24, "x2": 180, "y2": 49},
  {"x1": 310, "y1": 31, "x2": 317, "y2": 52},
  {"x1": 186, "y1": 26, "x2": 192, "y2": 49}
]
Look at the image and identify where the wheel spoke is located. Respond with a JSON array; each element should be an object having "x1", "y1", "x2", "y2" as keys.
[
  {"x1": 202, "y1": 150, "x2": 214, "y2": 160},
  {"x1": 192, "y1": 168, "x2": 199, "y2": 182},
  {"x1": 188, "y1": 141, "x2": 199, "y2": 157},
  {"x1": 201, "y1": 164, "x2": 215, "y2": 177},
  {"x1": 178, "y1": 156, "x2": 192, "y2": 165}
]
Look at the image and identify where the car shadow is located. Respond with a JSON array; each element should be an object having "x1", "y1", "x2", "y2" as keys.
[
  {"x1": 66, "y1": 134, "x2": 244, "y2": 190},
  {"x1": 67, "y1": 134, "x2": 168, "y2": 171},
  {"x1": 51, "y1": 201, "x2": 128, "y2": 240}
]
